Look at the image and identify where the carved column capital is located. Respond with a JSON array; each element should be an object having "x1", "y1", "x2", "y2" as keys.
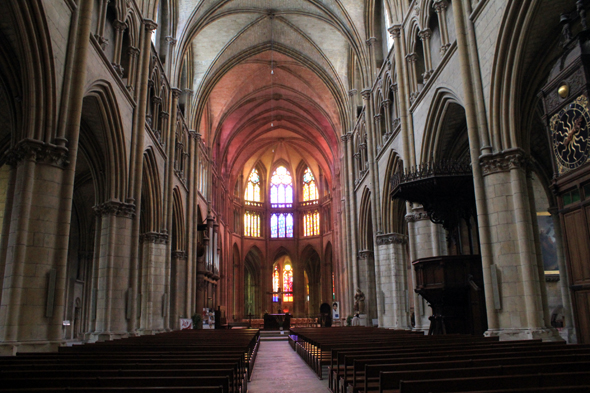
[
  {"x1": 406, "y1": 52, "x2": 418, "y2": 63},
  {"x1": 93, "y1": 200, "x2": 136, "y2": 218},
  {"x1": 366, "y1": 37, "x2": 378, "y2": 47},
  {"x1": 376, "y1": 232, "x2": 408, "y2": 245},
  {"x1": 358, "y1": 250, "x2": 374, "y2": 260},
  {"x1": 171, "y1": 87, "x2": 182, "y2": 98},
  {"x1": 405, "y1": 210, "x2": 429, "y2": 223},
  {"x1": 361, "y1": 89, "x2": 372, "y2": 100},
  {"x1": 348, "y1": 89, "x2": 358, "y2": 97},
  {"x1": 388, "y1": 25, "x2": 402, "y2": 39},
  {"x1": 5, "y1": 139, "x2": 70, "y2": 168},
  {"x1": 128, "y1": 46, "x2": 140, "y2": 57},
  {"x1": 172, "y1": 250, "x2": 187, "y2": 260},
  {"x1": 143, "y1": 19, "x2": 158, "y2": 32},
  {"x1": 433, "y1": 0, "x2": 449, "y2": 12},
  {"x1": 140, "y1": 231, "x2": 169, "y2": 244},
  {"x1": 479, "y1": 148, "x2": 529, "y2": 176},
  {"x1": 165, "y1": 36, "x2": 177, "y2": 45},
  {"x1": 113, "y1": 19, "x2": 127, "y2": 32},
  {"x1": 419, "y1": 28, "x2": 432, "y2": 40}
]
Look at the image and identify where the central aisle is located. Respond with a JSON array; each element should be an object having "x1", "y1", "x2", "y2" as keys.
[{"x1": 249, "y1": 340, "x2": 330, "y2": 393}]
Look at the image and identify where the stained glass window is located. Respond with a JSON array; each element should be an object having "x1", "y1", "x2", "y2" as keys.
[
  {"x1": 244, "y1": 211, "x2": 260, "y2": 237},
  {"x1": 302, "y1": 167, "x2": 318, "y2": 201},
  {"x1": 273, "y1": 265, "x2": 279, "y2": 302},
  {"x1": 283, "y1": 264, "x2": 293, "y2": 302},
  {"x1": 271, "y1": 213, "x2": 294, "y2": 238},
  {"x1": 271, "y1": 214, "x2": 278, "y2": 238},
  {"x1": 270, "y1": 166, "x2": 293, "y2": 207},
  {"x1": 245, "y1": 168, "x2": 261, "y2": 202},
  {"x1": 304, "y1": 210, "x2": 320, "y2": 236},
  {"x1": 278, "y1": 214, "x2": 286, "y2": 237}
]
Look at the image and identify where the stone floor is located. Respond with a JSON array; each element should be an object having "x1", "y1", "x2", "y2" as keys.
[{"x1": 249, "y1": 340, "x2": 330, "y2": 393}]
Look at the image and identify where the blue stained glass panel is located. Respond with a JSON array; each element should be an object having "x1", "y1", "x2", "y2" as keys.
[
  {"x1": 279, "y1": 214, "x2": 286, "y2": 238},
  {"x1": 286, "y1": 214, "x2": 293, "y2": 237},
  {"x1": 271, "y1": 214, "x2": 278, "y2": 238}
]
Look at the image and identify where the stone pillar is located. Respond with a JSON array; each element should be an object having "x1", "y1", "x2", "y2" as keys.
[
  {"x1": 92, "y1": 201, "x2": 135, "y2": 341},
  {"x1": 126, "y1": 47, "x2": 140, "y2": 92},
  {"x1": 138, "y1": 232, "x2": 168, "y2": 334},
  {"x1": 376, "y1": 233, "x2": 410, "y2": 329},
  {"x1": 111, "y1": 20, "x2": 126, "y2": 77},
  {"x1": 405, "y1": 53, "x2": 418, "y2": 101},
  {"x1": 164, "y1": 36, "x2": 177, "y2": 76},
  {"x1": 480, "y1": 150, "x2": 559, "y2": 340},
  {"x1": 171, "y1": 251, "x2": 187, "y2": 330},
  {"x1": 419, "y1": 29, "x2": 433, "y2": 81},
  {"x1": 433, "y1": 0, "x2": 451, "y2": 55},
  {"x1": 344, "y1": 133, "x2": 359, "y2": 304},
  {"x1": 405, "y1": 208, "x2": 432, "y2": 331}
]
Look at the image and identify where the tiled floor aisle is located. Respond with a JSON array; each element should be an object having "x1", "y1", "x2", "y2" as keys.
[{"x1": 248, "y1": 341, "x2": 330, "y2": 393}]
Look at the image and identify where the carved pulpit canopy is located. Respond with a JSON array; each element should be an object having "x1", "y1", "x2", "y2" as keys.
[{"x1": 390, "y1": 160, "x2": 475, "y2": 232}]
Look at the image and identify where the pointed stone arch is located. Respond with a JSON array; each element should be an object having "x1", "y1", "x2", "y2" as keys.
[
  {"x1": 140, "y1": 148, "x2": 163, "y2": 235},
  {"x1": 301, "y1": 245, "x2": 321, "y2": 316},
  {"x1": 382, "y1": 150, "x2": 406, "y2": 234},
  {"x1": 83, "y1": 81, "x2": 129, "y2": 202},
  {"x1": 420, "y1": 87, "x2": 467, "y2": 162}
]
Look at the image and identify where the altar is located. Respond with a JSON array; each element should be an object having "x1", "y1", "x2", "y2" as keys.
[{"x1": 263, "y1": 313, "x2": 291, "y2": 330}]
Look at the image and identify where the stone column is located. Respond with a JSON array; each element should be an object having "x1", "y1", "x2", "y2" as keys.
[
  {"x1": 480, "y1": 150, "x2": 559, "y2": 340},
  {"x1": 186, "y1": 130, "x2": 199, "y2": 319},
  {"x1": 433, "y1": 0, "x2": 451, "y2": 55},
  {"x1": 376, "y1": 233, "x2": 410, "y2": 329},
  {"x1": 405, "y1": 208, "x2": 432, "y2": 331},
  {"x1": 164, "y1": 36, "x2": 177, "y2": 76},
  {"x1": 389, "y1": 25, "x2": 416, "y2": 165},
  {"x1": 419, "y1": 29, "x2": 433, "y2": 82},
  {"x1": 406, "y1": 53, "x2": 418, "y2": 102},
  {"x1": 92, "y1": 201, "x2": 135, "y2": 341},
  {"x1": 345, "y1": 133, "x2": 359, "y2": 303},
  {"x1": 127, "y1": 19, "x2": 158, "y2": 334},
  {"x1": 138, "y1": 232, "x2": 168, "y2": 334},
  {"x1": 171, "y1": 251, "x2": 187, "y2": 329},
  {"x1": 358, "y1": 250, "x2": 376, "y2": 325},
  {"x1": 126, "y1": 47, "x2": 140, "y2": 93},
  {"x1": 111, "y1": 20, "x2": 126, "y2": 77}
]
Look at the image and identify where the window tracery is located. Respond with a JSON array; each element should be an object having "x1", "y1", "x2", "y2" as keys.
[
  {"x1": 245, "y1": 168, "x2": 261, "y2": 203},
  {"x1": 270, "y1": 166, "x2": 293, "y2": 208}
]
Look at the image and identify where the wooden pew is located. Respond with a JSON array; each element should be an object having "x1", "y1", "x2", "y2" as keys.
[{"x1": 397, "y1": 371, "x2": 590, "y2": 393}]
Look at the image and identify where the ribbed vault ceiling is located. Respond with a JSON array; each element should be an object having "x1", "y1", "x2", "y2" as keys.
[{"x1": 174, "y1": 0, "x2": 370, "y2": 187}]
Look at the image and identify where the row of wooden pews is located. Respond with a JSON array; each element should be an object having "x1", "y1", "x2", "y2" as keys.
[
  {"x1": 289, "y1": 327, "x2": 590, "y2": 393},
  {"x1": 0, "y1": 329, "x2": 260, "y2": 392}
]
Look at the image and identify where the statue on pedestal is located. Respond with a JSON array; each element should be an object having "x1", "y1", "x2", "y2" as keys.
[{"x1": 354, "y1": 288, "x2": 366, "y2": 314}]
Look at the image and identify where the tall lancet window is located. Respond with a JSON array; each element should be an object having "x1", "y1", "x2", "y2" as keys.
[
  {"x1": 270, "y1": 165, "x2": 294, "y2": 238},
  {"x1": 273, "y1": 265, "x2": 280, "y2": 303},
  {"x1": 245, "y1": 168, "x2": 261, "y2": 203},
  {"x1": 302, "y1": 167, "x2": 319, "y2": 201},
  {"x1": 270, "y1": 166, "x2": 293, "y2": 208},
  {"x1": 303, "y1": 167, "x2": 320, "y2": 236},
  {"x1": 283, "y1": 263, "x2": 293, "y2": 302},
  {"x1": 244, "y1": 168, "x2": 262, "y2": 237}
]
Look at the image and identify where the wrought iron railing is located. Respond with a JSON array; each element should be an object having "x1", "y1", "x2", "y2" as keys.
[{"x1": 391, "y1": 160, "x2": 472, "y2": 191}]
